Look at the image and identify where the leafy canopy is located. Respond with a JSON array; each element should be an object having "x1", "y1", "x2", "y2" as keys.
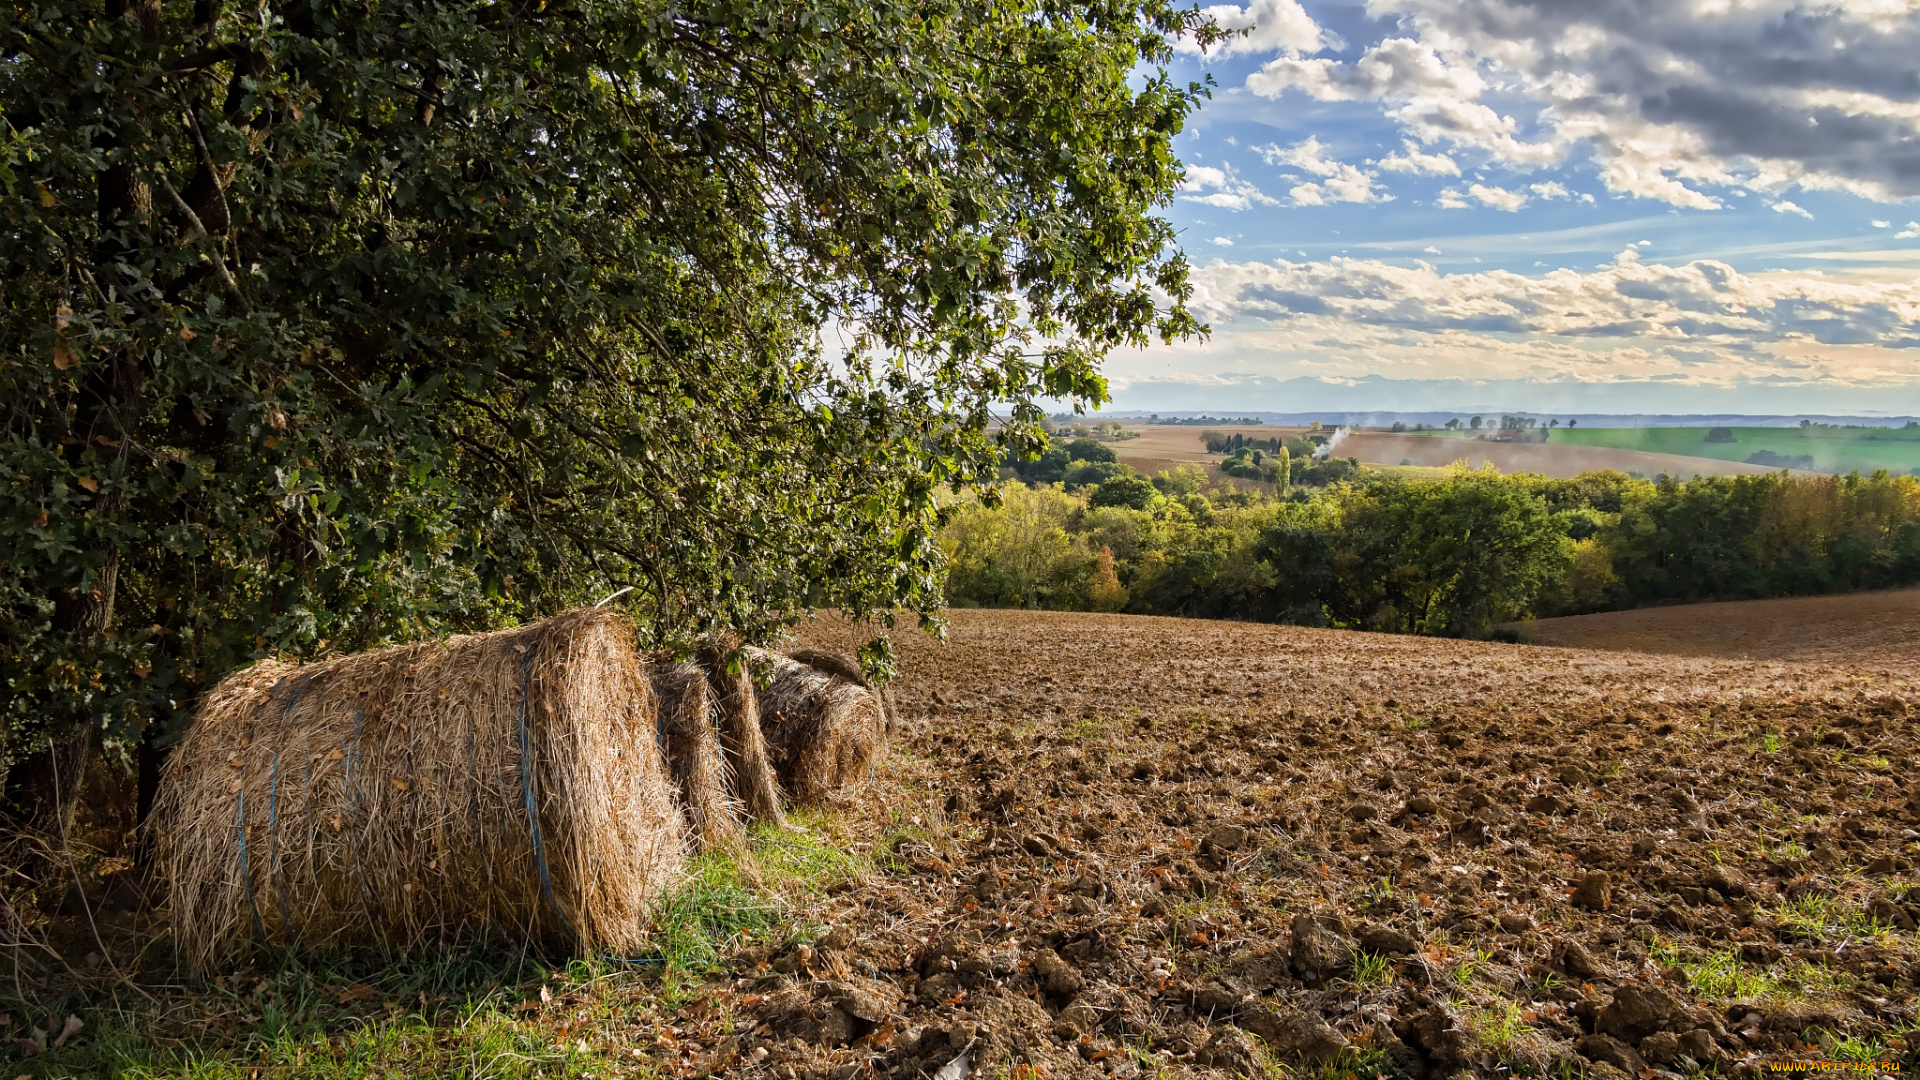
[{"x1": 0, "y1": 0, "x2": 1213, "y2": 758}]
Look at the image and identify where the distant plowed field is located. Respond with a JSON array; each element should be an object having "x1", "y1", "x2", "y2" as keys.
[
  {"x1": 1516, "y1": 587, "x2": 1920, "y2": 669},
  {"x1": 762, "y1": 609, "x2": 1920, "y2": 1079},
  {"x1": 1343, "y1": 432, "x2": 1781, "y2": 480}
]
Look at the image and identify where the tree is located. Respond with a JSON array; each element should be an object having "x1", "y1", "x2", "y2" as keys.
[
  {"x1": 1089, "y1": 474, "x2": 1158, "y2": 510},
  {"x1": 1470, "y1": 416, "x2": 1483, "y2": 430},
  {"x1": 0, "y1": 0, "x2": 1216, "y2": 834},
  {"x1": 1066, "y1": 438, "x2": 1118, "y2": 463},
  {"x1": 1088, "y1": 545, "x2": 1128, "y2": 612}
]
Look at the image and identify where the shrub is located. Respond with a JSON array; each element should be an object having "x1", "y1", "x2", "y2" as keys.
[
  {"x1": 1066, "y1": 438, "x2": 1119, "y2": 463},
  {"x1": 1063, "y1": 460, "x2": 1131, "y2": 490},
  {"x1": 1090, "y1": 474, "x2": 1159, "y2": 510},
  {"x1": 1705, "y1": 426, "x2": 1738, "y2": 443}
]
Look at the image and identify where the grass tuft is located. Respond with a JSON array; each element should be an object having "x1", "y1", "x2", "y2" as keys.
[{"x1": 1345, "y1": 949, "x2": 1395, "y2": 991}]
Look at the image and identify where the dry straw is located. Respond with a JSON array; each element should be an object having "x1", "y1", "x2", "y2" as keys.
[
  {"x1": 702, "y1": 655, "x2": 787, "y2": 830},
  {"x1": 753, "y1": 649, "x2": 891, "y2": 805},
  {"x1": 653, "y1": 663, "x2": 747, "y2": 853},
  {"x1": 155, "y1": 609, "x2": 685, "y2": 971}
]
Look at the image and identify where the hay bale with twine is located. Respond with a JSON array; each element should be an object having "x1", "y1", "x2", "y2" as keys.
[
  {"x1": 653, "y1": 662, "x2": 747, "y2": 853},
  {"x1": 155, "y1": 609, "x2": 684, "y2": 971},
  {"x1": 753, "y1": 649, "x2": 890, "y2": 805}
]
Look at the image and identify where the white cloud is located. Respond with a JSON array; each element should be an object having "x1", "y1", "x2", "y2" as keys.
[
  {"x1": 1899, "y1": 222, "x2": 1920, "y2": 239},
  {"x1": 1170, "y1": 253, "x2": 1920, "y2": 387},
  {"x1": 1257, "y1": 138, "x2": 1390, "y2": 206},
  {"x1": 1468, "y1": 183, "x2": 1528, "y2": 211},
  {"x1": 1175, "y1": 0, "x2": 1335, "y2": 58},
  {"x1": 1210, "y1": 236, "x2": 1235, "y2": 247},
  {"x1": 1529, "y1": 181, "x2": 1572, "y2": 200},
  {"x1": 1873, "y1": 220, "x2": 1893, "y2": 228},
  {"x1": 1773, "y1": 201, "x2": 1814, "y2": 219},
  {"x1": 1375, "y1": 141, "x2": 1460, "y2": 176},
  {"x1": 1236, "y1": 0, "x2": 1920, "y2": 207},
  {"x1": 1177, "y1": 164, "x2": 1280, "y2": 211},
  {"x1": 1435, "y1": 187, "x2": 1472, "y2": 210},
  {"x1": 1423, "y1": 246, "x2": 1442, "y2": 254}
]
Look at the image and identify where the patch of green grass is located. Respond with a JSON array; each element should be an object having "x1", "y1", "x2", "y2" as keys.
[
  {"x1": 1462, "y1": 999, "x2": 1538, "y2": 1064},
  {"x1": 108, "y1": 1010, "x2": 619, "y2": 1080},
  {"x1": 1768, "y1": 839, "x2": 1811, "y2": 864},
  {"x1": 643, "y1": 852, "x2": 783, "y2": 979},
  {"x1": 1653, "y1": 944, "x2": 1853, "y2": 1006},
  {"x1": 1448, "y1": 944, "x2": 1498, "y2": 989},
  {"x1": 1757, "y1": 732, "x2": 1783, "y2": 753},
  {"x1": 1828, "y1": 1033, "x2": 1891, "y2": 1063},
  {"x1": 9, "y1": 948, "x2": 615, "y2": 1080},
  {"x1": 1551, "y1": 424, "x2": 1920, "y2": 475},
  {"x1": 1063, "y1": 715, "x2": 1107, "y2": 740},
  {"x1": 1771, "y1": 893, "x2": 1892, "y2": 947},
  {"x1": 1255, "y1": 1037, "x2": 1395, "y2": 1079},
  {"x1": 1657, "y1": 947, "x2": 1784, "y2": 1001},
  {"x1": 14, "y1": 815, "x2": 867, "y2": 1079},
  {"x1": 1344, "y1": 950, "x2": 1394, "y2": 991},
  {"x1": 642, "y1": 813, "x2": 866, "y2": 994},
  {"x1": 748, "y1": 811, "x2": 866, "y2": 896}
]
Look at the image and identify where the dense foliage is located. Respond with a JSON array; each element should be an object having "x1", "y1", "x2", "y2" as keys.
[
  {"x1": 0, "y1": 0, "x2": 1214, "y2": 818},
  {"x1": 945, "y1": 464, "x2": 1920, "y2": 637}
]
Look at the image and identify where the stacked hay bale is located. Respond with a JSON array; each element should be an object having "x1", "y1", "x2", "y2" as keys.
[
  {"x1": 701, "y1": 653, "x2": 788, "y2": 829},
  {"x1": 653, "y1": 663, "x2": 747, "y2": 853},
  {"x1": 156, "y1": 612, "x2": 889, "y2": 968},
  {"x1": 755, "y1": 648, "x2": 893, "y2": 805},
  {"x1": 156, "y1": 609, "x2": 685, "y2": 970}
]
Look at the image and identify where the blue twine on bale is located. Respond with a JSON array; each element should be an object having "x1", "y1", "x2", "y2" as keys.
[
  {"x1": 516, "y1": 650, "x2": 581, "y2": 947},
  {"x1": 265, "y1": 674, "x2": 314, "y2": 943},
  {"x1": 512, "y1": 644, "x2": 666, "y2": 967}
]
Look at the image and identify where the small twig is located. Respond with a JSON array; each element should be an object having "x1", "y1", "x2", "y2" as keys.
[
  {"x1": 594, "y1": 586, "x2": 635, "y2": 609},
  {"x1": 151, "y1": 170, "x2": 251, "y2": 316}
]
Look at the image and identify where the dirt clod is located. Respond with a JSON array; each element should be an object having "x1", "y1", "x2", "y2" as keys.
[
  {"x1": 1571, "y1": 871, "x2": 1612, "y2": 910},
  {"x1": 1597, "y1": 983, "x2": 1682, "y2": 1043},
  {"x1": 1243, "y1": 1006, "x2": 1348, "y2": 1063},
  {"x1": 1356, "y1": 921, "x2": 1420, "y2": 955}
]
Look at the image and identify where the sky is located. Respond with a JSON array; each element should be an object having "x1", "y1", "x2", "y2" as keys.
[{"x1": 1106, "y1": 0, "x2": 1920, "y2": 417}]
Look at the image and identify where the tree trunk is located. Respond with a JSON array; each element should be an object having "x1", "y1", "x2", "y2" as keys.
[{"x1": 1, "y1": 0, "x2": 149, "y2": 858}]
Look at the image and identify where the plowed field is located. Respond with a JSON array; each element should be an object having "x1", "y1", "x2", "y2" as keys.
[
  {"x1": 1516, "y1": 588, "x2": 1920, "y2": 670},
  {"x1": 733, "y1": 610, "x2": 1919, "y2": 1079}
]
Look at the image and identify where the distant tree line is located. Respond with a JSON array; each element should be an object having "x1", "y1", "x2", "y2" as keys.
[{"x1": 945, "y1": 463, "x2": 1920, "y2": 637}]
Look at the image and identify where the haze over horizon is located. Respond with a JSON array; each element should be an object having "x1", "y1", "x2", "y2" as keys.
[{"x1": 1115, "y1": 0, "x2": 1920, "y2": 417}]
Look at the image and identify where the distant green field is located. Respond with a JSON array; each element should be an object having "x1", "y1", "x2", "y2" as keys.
[{"x1": 1551, "y1": 425, "x2": 1920, "y2": 475}]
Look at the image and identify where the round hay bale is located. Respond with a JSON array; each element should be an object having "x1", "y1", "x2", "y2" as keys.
[
  {"x1": 155, "y1": 609, "x2": 685, "y2": 970},
  {"x1": 753, "y1": 649, "x2": 889, "y2": 805},
  {"x1": 701, "y1": 656, "x2": 787, "y2": 829},
  {"x1": 653, "y1": 662, "x2": 747, "y2": 853},
  {"x1": 785, "y1": 648, "x2": 898, "y2": 737}
]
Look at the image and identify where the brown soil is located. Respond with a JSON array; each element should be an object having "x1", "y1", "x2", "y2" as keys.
[
  {"x1": 693, "y1": 610, "x2": 1918, "y2": 1079},
  {"x1": 1111, "y1": 426, "x2": 1305, "y2": 467},
  {"x1": 1343, "y1": 433, "x2": 1778, "y2": 481},
  {"x1": 1517, "y1": 589, "x2": 1920, "y2": 670}
]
